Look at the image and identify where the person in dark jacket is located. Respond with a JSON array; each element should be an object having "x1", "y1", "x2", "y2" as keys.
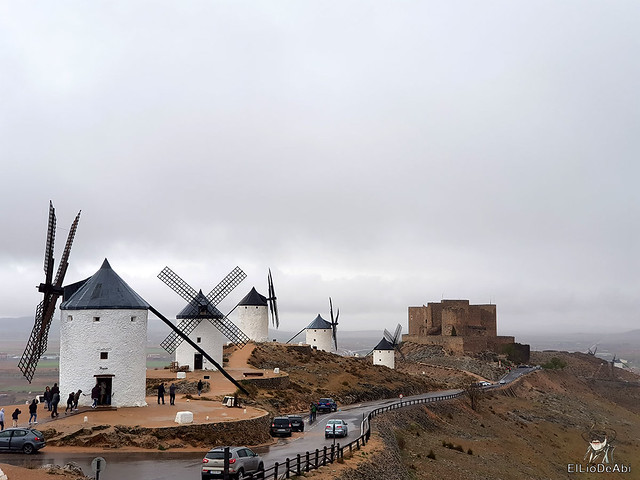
[
  {"x1": 65, "y1": 393, "x2": 75, "y2": 413},
  {"x1": 0, "y1": 408, "x2": 4, "y2": 431},
  {"x1": 157, "y1": 383, "x2": 165, "y2": 404},
  {"x1": 91, "y1": 384, "x2": 100, "y2": 408},
  {"x1": 73, "y1": 390, "x2": 82, "y2": 410},
  {"x1": 43, "y1": 386, "x2": 52, "y2": 411},
  {"x1": 169, "y1": 383, "x2": 176, "y2": 406},
  {"x1": 197, "y1": 379, "x2": 203, "y2": 396},
  {"x1": 51, "y1": 391, "x2": 60, "y2": 418},
  {"x1": 12, "y1": 408, "x2": 21, "y2": 427},
  {"x1": 28, "y1": 399, "x2": 38, "y2": 425}
]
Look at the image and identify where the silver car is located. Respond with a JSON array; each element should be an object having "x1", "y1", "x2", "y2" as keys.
[
  {"x1": 325, "y1": 419, "x2": 348, "y2": 438},
  {"x1": 0, "y1": 428, "x2": 46, "y2": 454},
  {"x1": 202, "y1": 446, "x2": 264, "y2": 480}
]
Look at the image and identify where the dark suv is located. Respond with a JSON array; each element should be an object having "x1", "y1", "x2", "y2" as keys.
[
  {"x1": 287, "y1": 415, "x2": 304, "y2": 432},
  {"x1": 269, "y1": 416, "x2": 292, "y2": 437},
  {"x1": 317, "y1": 398, "x2": 337, "y2": 413}
]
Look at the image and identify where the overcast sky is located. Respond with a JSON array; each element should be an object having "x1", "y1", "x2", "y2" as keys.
[{"x1": 1, "y1": 1, "x2": 638, "y2": 340}]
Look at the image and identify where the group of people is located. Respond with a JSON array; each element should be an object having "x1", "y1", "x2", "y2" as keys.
[
  {"x1": 90, "y1": 381, "x2": 109, "y2": 408},
  {"x1": 156, "y1": 382, "x2": 178, "y2": 405},
  {"x1": 0, "y1": 407, "x2": 25, "y2": 430},
  {"x1": 43, "y1": 383, "x2": 61, "y2": 418}
]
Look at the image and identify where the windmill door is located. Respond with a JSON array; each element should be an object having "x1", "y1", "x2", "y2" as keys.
[
  {"x1": 194, "y1": 354, "x2": 203, "y2": 370},
  {"x1": 95, "y1": 376, "x2": 113, "y2": 406}
]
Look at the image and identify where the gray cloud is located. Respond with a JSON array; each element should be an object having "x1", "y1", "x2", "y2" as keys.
[{"x1": 1, "y1": 1, "x2": 638, "y2": 340}]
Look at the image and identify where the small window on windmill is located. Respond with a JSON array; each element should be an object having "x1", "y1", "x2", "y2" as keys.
[
  {"x1": 93, "y1": 317, "x2": 100, "y2": 322},
  {"x1": 100, "y1": 352, "x2": 108, "y2": 360},
  {"x1": 131, "y1": 316, "x2": 136, "y2": 322},
  {"x1": 67, "y1": 315, "x2": 73, "y2": 322},
  {"x1": 197, "y1": 337, "x2": 202, "y2": 343}
]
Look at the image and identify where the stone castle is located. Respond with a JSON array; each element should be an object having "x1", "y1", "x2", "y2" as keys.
[{"x1": 403, "y1": 299, "x2": 527, "y2": 358}]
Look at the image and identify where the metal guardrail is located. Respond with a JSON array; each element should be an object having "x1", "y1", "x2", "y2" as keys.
[{"x1": 215, "y1": 391, "x2": 464, "y2": 479}]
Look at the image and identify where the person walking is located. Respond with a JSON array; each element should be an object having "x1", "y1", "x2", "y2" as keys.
[
  {"x1": 28, "y1": 399, "x2": 38, "y2": 425},
  {"x1": 73, "y1": 390, "x2": 82, "y2": 411},
  {"x1": 0, "y1": 408, "x2": 4, "y2": 431},
  {"x1": 311, "y1": 403, "x2": 317, "y2": 422},
  {"x1": 197, "y1": 379, "x2": 203, "y2": 396},
  {"x1": 91, "y1": 383, "x2": 100, "y2": 408},
  {"x1": 169, "y1": 383, "x2": 176, "y2": 406},
  {"x1": 12, "y1": 408, "x2": 21, "y2": 427},
  {"x1": 65, "y1": 393, "x2": 75, "y2": 413},
  {"x1": 51, "y1": 390, "x2": 60, "y2": 418},
  {"x1": 43, "y1": 386, "x2": 52, "y2": 411},
  {"x1": 157, "y1": 383, "x2": 165, "y2": 404},
  {"x1": 99, "y1": 381, "x2": 107, "y2": 406}
]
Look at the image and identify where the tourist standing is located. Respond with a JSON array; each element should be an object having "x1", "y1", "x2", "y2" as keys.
[
  {"x1": 51, "y1": 390, "x2": 60, "y2": 418},
  {"x1": 12, "y1": 407, "x2": 21, "y2": 427},
  {"x1": 91, "y1": 383, "x2": 100, "y2": 408},
  {"x1": 43, "y1": 386, "x2": 52, "y2": 411},
  {"x1": 28, "y1": 399, "x2": 38, "y2": 425},
  {"x1": 65, "y1": 393, "x2": 75, "y2": 413},
  {"x1": 169, "y1": 383, "x2": 176, "y2": 405},
  {"x1": 73, "y1": 390, "x2": 82, "y2": 410},
  {"x1": 0, "y1": 408, "x2": 4, "y2": 430},
  {"x1": 157, "y1": 383, "x2": 165, "y2": 405},
  {"x1": 197, "y1": 379, "x2": 203, "y2": 396}
]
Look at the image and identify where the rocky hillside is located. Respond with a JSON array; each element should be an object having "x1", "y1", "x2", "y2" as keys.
[
  {"x1": 307, "y1": 351, "x2": 640, "y2": 480},
  {"x1": 244, "y1": 343, "x2": 443, "y2": 414}
]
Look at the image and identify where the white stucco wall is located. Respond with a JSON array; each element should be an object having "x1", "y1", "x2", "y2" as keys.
[
  {"x1": 237, "y1": 305, "x2": 268, "y2": 343},
  {"x1": 175, "y1": 319, "x2": 224, "y2": 371},
  {"x1": 59, "y1": 308, "x2": 148, "y2": 407},
  {"x1": 373, "y1": 349, "x2": 395, "y2": 369},
  {"x1": 305, "y1": 328, "x2": 333, "y2": 353}
]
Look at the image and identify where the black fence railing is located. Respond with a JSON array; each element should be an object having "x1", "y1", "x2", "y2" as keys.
[{"x1": 217, "y1": 391, "x2": 463, "y2": 480}]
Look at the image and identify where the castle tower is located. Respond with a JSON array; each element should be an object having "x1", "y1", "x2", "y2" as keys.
[
  {"x1": 174, "y1": 290, "x2": 225, "y2": 371},
  {"x1": 59, "y1": 259, "x2": 149, "y2": 407},
  {"x1": 372, "y1": 337, "x2": 395, "y2": 369},
  {"x1": 305, "y1": 314, "x2": 333, "y2": 352},
  {"x1": 237, "y1": 287, "x2": 269, "y2": 343}
]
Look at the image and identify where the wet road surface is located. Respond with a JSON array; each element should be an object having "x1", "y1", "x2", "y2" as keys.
[{"x1": 0, "y1": 389, "x2": 462, "y2": 479}]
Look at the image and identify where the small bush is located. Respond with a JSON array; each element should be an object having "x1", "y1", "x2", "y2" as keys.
[
  {"x1": 427, "y1": 450, "x2": 436, "y2": 460},
  {"x1": 542, "y1": 357, "x2": 567, "y2": 369},
  {"x1": 453, "y1": 444, "x2": 464, "y2": 453},
  {"x1": 467, "y1": 449, "x2": 473, "y2": 455}
]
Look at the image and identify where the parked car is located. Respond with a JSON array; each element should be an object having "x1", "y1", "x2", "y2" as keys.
[
  {"x1": 287, "y1": 415, "x2": 304, "y2": 432},
  {"x1": 0, "y1": 428, "x2": 46, "y2": 454},
  {"x1": 269, "y1": 416, "x2": 292, "y2": 437},
  {"x1": 201, "y1": 446, "x2": 264, "y2": 480},
  {"x1": 317, "y1": 398, "x2": 337, "y2": 413},
  {"x1": 325, "y1": 419, "x2": 348, "y2": 438}
]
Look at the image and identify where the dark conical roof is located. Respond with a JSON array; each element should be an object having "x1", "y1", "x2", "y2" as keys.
[
  {"x1": 60, "y1": 259, "x2": 149, "y2": 310},
  {"x1": 306, "y1": 314, "x2": 332, "y2": 330},
  {"x1": 238, "y1": 287, "x2": 267, "y2": 307},
  {"x1": 176, "y1": 290, "x2": 224, "y2": 319},
  {"x1": 373, "y1": 337, "x2": 395, "y2": 351}
]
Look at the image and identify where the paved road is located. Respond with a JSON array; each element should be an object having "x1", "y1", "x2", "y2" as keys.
[{"x1": 0, "y1": 389, "x2": 462, "y2": 479}]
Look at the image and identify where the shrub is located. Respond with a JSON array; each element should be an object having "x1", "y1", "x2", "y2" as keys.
[
  {"x1": 427, "y1": 450, "x2": 436, "y2": 460},
  {"x1": 467, "y1": 449, "x2": 473, "y2": 455},
  {"x1": 542, "y1": 357, "x2": 567, "y2": 370}
]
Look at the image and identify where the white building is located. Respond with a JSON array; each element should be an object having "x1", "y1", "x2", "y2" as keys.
[
  {"x1": 174, "y1": 291, "x2": 225, "y2": 371},
  {"x1": 59, "y1": 259, "x2": 149, "y2": 408},
  {"x1": 305, "y1": 314, "x2": 334, "y2": 353},
  {"x1": 372, "y1": 337, "x2": 395, "y2": 369},
  {"x1": 237, "y1": 287, "x2": 269, "y2": 343}
]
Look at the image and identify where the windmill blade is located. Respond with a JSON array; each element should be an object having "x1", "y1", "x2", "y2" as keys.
[
  {"x1": 206, "y1": 266, "x2": 246, "y2": 306},
  {"x1": 53, "y1": 210, "x2": 81, "y2": 287},
  {"x1": 392, "y1": 324, "x2": 402, "y2": 346},
  {"x1": 18, "y1": 295, "x2": 58, "y2": 382},
  {"x1": 286, "y1": 327, "x2": 306, "y2": 344},
  {"x1": 383, "y1": 329, "x2": 394, "y2": 343},
  {"x1": 43, "y1": 201, "x2": 56, "y2": 287},
  {"x1": 158, "y1": 267, "x2": 199, "y2": 305},
  {"x1": 267, "y1": 269, "x2": 279, "y2": 328},
  {"x1": 332, "y1": 322, "x2": 338, "y2": 351},
  {"x1": 160, "y1": 318, "x2": 201, "y2": 353},
  {"x1": 207, "y1": 313, "x2": 250, "y2": 347}
]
